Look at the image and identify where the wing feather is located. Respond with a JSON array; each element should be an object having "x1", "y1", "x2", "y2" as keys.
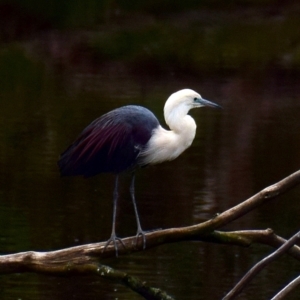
[{"x1": 58, "y1": 105, "x2": 159, "y2": 177}]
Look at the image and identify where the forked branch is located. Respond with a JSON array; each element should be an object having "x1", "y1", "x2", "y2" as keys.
[
  {"x1": 0, "y1": 169, "x2": 300, "y2": 299},
  {"x1": 1, "y1": 169, "x2": 300, "y2": 263},
  {"x1": 223, "y1": 230, "x2": 300, "y2": 300}
]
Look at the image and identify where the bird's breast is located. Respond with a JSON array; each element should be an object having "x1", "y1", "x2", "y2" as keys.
[{"x1": 138, "y1": 124, "x2": 196, "y2": 165}]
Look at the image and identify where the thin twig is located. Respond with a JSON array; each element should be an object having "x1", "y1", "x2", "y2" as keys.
[
  {"x1": 222, "y1": 230, "x2": 300, "y2": 300},
  {"x1": 271, "y1": 275, "x2": 300, "y2": 300},
  {"x1": 0, "y1": 170, "x2": 300, "y2": 299}
]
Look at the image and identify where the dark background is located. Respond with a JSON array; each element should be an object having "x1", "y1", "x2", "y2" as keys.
[{"x1": 0, "y1": 1, "x2": 300, "y2": 299}]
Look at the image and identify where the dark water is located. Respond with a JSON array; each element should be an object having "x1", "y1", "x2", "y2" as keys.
[{"x1": 1, "y1": 47, "x2": 300, "y2": 299}]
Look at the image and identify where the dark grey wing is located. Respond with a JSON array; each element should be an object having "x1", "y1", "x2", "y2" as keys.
[{"x1": 58, "y1": 105, "x2": 159, "y2": 177}]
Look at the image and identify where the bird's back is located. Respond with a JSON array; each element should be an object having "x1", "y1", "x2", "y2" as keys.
[{"x1": 58, "y1": 105, "x2": 159, "y2": 177}]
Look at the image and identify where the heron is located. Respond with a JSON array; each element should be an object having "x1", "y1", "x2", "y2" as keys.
[{"x1": 58, "y1": 89, "x2": 221, "y2": 255}]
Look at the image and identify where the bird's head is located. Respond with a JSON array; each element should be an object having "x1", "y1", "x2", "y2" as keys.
[{"x1": 164, "y1": 89, "x2": 221, "y2": 121}]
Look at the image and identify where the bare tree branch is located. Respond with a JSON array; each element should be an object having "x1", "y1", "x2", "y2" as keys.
[
  {"x1": 1, "y1": 229, "x2": 300, "y2": 274},
  {"x1": 0, "y1": 170, "x2": 300, "y2": 299},
  {"x1": 96, "y1": 265, "x2": 175, "y2": 300},
  {"x1": 201, "y1": 169, "x2": 300, "y2": 231},
  {"x1": 222, "y1": 230, "x2": 300, "y2": 300},
  {"x1": 0, "y1": 170, "x2": 299, "y2": 266},
  {"x1": 271, "y1": 275, "x2": 300, "y2": 300},
  {"x1": 143, "y1": 170, "x2": 300, "y2": 248},
  {"x1": 204, "y1": 229, "x2": 300, "y2": 261}
]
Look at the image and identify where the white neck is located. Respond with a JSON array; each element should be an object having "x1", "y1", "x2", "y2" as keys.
[{"x1": 139, "y1": 104, "x2": 197, "y2": 165}]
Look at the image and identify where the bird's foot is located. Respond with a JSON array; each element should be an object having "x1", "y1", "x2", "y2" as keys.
[
  {"x1": 134, "y1": 229, "x2": 147, "y2": 249},
  {"x1": 102, "y1": 233, "x2": 126, "y2": 257},
  {"x1": 133, "y1": 228, "x2": 162, "y2": 249}
]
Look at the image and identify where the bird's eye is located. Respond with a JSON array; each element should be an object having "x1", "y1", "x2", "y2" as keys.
[{"x1": 193, "y1": 97, "x2": 198, "y2": 102}]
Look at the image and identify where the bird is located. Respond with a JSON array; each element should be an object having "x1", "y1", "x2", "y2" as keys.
[{"x1": 58, "y1": 89, "x2": 221, "y2": 255}]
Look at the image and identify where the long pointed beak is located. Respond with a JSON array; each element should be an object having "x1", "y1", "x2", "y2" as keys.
[{"x1": 200, "y1": 98, "x2": 222, "y2": 109}]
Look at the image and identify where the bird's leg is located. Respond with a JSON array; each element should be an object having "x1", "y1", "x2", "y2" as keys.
[
  {"x1": 130, "y1": 172, "x2": 146, "y2": 249},
  {"x1": 102, "y1": 175, "x2": 126, "y2": 256}
]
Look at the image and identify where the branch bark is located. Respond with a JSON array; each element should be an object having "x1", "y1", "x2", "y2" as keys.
[
  {"x1": 1, "y1": 229, "x2": 300, "y2": 273},
  {"x1": 0, "y1": 170, "x2": 300, "y2": 298},
  {"x1": 222, "y1": 230, "x2": 300, "y2": 300},
  {"x1": 1, "y1": 170, "x2": 300, "y2": 264},
  {"x1": 271, "y1": 275, "x2": 300, "y2": 300}
]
